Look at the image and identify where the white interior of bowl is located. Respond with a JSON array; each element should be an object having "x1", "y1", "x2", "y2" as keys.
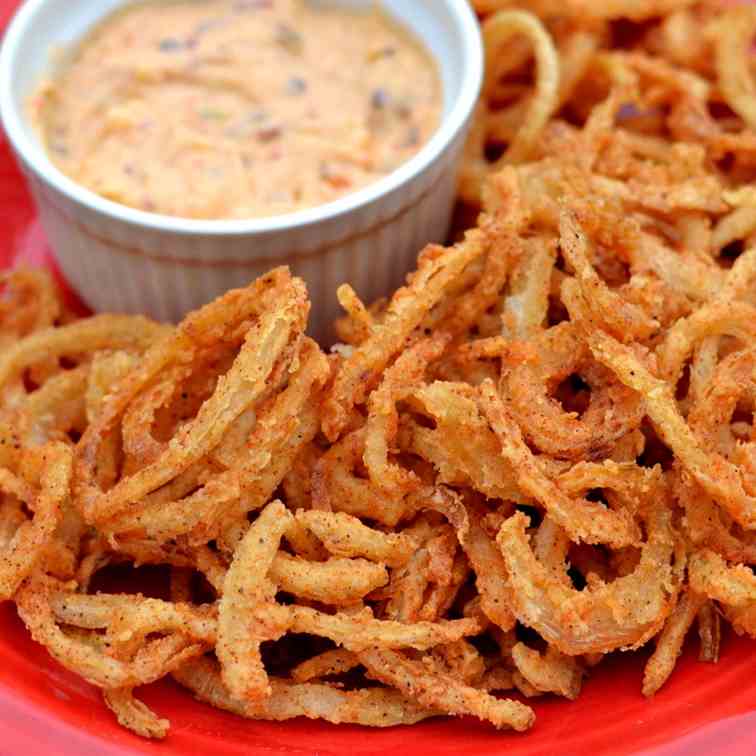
[{"x1": 0, "y1": 0, "x2": 482, "y2": 235}]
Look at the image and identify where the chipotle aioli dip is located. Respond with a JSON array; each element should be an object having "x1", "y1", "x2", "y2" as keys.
[{"x1": 30, "y1": 0, "x2": 441, "y2": 219}]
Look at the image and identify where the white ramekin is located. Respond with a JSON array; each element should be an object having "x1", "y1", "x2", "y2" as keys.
[{"x1": 0, "y1": 0, "x2": 482, "y2": 340}]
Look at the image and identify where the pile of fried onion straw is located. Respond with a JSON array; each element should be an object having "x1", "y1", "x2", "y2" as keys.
[{"x1": 2, "y1": 0, "x2": 756, "y2": 739}]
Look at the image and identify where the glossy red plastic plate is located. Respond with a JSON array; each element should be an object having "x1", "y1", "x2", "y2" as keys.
[{"x1": 1, "y1": 2, "x2": 755, "y2": 752}]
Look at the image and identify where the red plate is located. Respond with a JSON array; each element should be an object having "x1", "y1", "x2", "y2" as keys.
[{"x1": 1, "y1": 2, "x2": 755, "y2": 753}]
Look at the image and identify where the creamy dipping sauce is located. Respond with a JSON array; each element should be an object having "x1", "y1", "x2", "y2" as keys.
[{"x1": 30, "y1": 0, "x2": 442, "y2": 219}]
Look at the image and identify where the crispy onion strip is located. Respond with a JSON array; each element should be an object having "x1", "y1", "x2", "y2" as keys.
[
  {"x1": 290, "y1": 650, "x2": 360, "y2": 684},
  {"x1": 496, "y1": 507, "x2": 683, "y2": 655},
  {"x1": 312, "y1": 429, "x2": 408, "y2": 527},
  {"x1": 48, "y1": 593, "x2": 217, "y2": 643},
  {"x1": 364, "y1": 335, "x2": 448, "y2": 497},
  {"x1": 103, "y1": 688, "x2": 168, "y2": 740},
  {"x1": 322, "y1": 232, "x2": 487, "y2": 441},
  {"x1": 105, "y1": 340, "x2": 327, "y2": 544},
  {"x1": 445, "y1": 501, "x2": 516, "y2": 633},
  {"x1": 174, "y1": 656, "x2": 436, "y2": 726},
  {"x1": 0, "y1": 443, "x2": 72, "y2": 600},
  {"x1": 511, "y1": 642, "x2": 583, "y2": 700},
  {"x1": 590, "y1": 330, "x2": 756, "y2": 529},
  {"x1": 688, "y1": 549, "x2": 756, "y2": 608},
  {"x1": 408, "y1": 381, "x2": 522, "y2": 503},
  {"x1": 76, "y1": 268, "x2": 307, "y2": 525},
  {"x1": 296, "y1": 510, "x2": 418, "y2": 568},
  {"x1": 16, "y1": 366, "x2": 88, "y2": 446},
  {"x1": 482, "y1": 11, "x2": 559, "y2": 165},
  {"x1": 471, "y1": 0, "x2": 695, "y2": 22},
  {"x1": 359, "y1": 647, "x2": 535, "y2": 731},
  {"x1": 288, "y1": 605, "x2": 479, "y2": 652},
  {"x1": 0, "y1": 268, "x2": 63, "y2": 344},
  {"x1": 269, "y1": 554, "x2": 388, "y2": 606},
  {"x1": 697, "y1": 601, "x2": 721, "y2": 663},
  {"x1": 503, "y1": 323, "x2": 644, "y2": 461},
  {"x1": 656, "y1": 301, "x2": 756, "y2": 385},
  {"x1": 0, "y1": 316, "x2": 166, "y2": 393},
  {"x1": 217, "y1": 500, "x2": 293, "y2": 702},
  {"x1": 501, "y1": 236, "x2": 556, "y2": 339},
  {"x1": 674, "y1": 471, "x2": 756, "y2": 564},
  {"x1": 16, "y1": 577, "x2": 206, "y2": 689},
  {"x1": 714, "y1": 7, "x2": 756, "y2": 132},
  {"x1": 479, "y1": 381, "x2": 641, "y2": 547},
  {"x1": 559, "y1": 209, "x2": 659, "y2": 342},
  {"x1": 642, "y1": 589, "x2": 706, "y2": 697}
]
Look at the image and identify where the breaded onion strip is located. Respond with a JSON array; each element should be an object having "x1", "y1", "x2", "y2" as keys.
[
  {"x1": 419, "y1": 551, "x2": 469, "y2": 623},
  {"x1": 0, "y1": 268, "x2": 62, "y2": 345},
  {"x1": 48, "y1": 593, "x2": 217, "y2": 643},
  {"x1": 364, "y1": 335, "x2": 448, "y2": 496},
  {"x1": 472, "y1": 0, "x2": 695, "y2": 21},
  {"x1": 559, "y1": 209, "x2": 658, "y2": 342},
  {"x1": 590, "y1": 330, "x2": 756, "y2": 529},
  {"x1": 511, "y1": 643, "x2": 583, "y2": 700},
  {"x1": 76, "y1": 268, "x2": 307, "y2": 524},
  {"x1": 174, "y1": 656, "x2": 436, "y2": 726},
  {"x1": 120, "y1": 365, "x2": 188, "y2": 469},
  {"x1": 16, "y1": 578, "x2": 205, "y2": 688},
  {"x1": 103, "y1": 294, "x2": 304, "y2": 522},
  {"x1": 408, "y1": 381, "x2": 522, "y2": 502},
  {"x1": 296, "y1": 510, "x2": 418, "y2": 568},
  {"x1": 698, "y1": 602, "x2": 721, "y2": 663},
  {"x1": 359, "y1": 647, "x2": 535, "y2": 731},
  {"x1": 107, "y1": 340, "x2": 327, "y2": 543},
  {"x1": 283, "y1": 519, "x2": 330, "y2": 562},
  {"x1": 720, "y1": 244, "x2": 756, "y2": 303},
  {"x1": 85, "y1": 351, "x2": 138, "y2": 424},
  {"x1": 688, "y1": 337, "x2": 719, "y2": 412},
  {"x1": 435, "y1": 221, "x2": 522, "y2": 337},
  {"x1": 0, "y1": 315, "x2": 165, "y2": 392},
  {"x1": 501, "y1": 236, "x2": 556, "y2": 339},
  {"x1": 19, "y1": 365, "x2": 88, "y2": 445},
  {"x1": 482, "y1": 11, "x2": 559, "y2": 164},
  {"x1": 217, "y1": 500, "x2": 293, "y2": 701},
  {"x1": 378, "y1": 516, "x2": 434, "y2": 622},
  {"x1": 714, "y1": 7, "x2": 756, "y2": 132},
  {"x1": 634, "y1": 233, "x2": 724, "y2": 302},
  {"x1": 322, "y1": 232, "x2": 487, "y2": 441},
  {"x1": 687, "y1": 347, "x2": 756, "y2": 459},
  {"x1": 656, "y1": 301, "x2": 756, "y2": 384},
  {"x1": 688, "y1": 549, "x2": 756, "y2": 608},
  {"x1": 312, "y1": 429, "x2": 407, "y2": 527},
  {"x1": 0, "y1": 443, "x2": 72, "y2": 600},
  {"x1": 335, "y1": 284, "x2": 374, "y2": 345},
  {"x1": 269, "y1": 553, "x2": 388, "y2": 606},
  {"x1": 479, "y1": 381, "x2": 641, "y2": 547},
  {"x1": 54, "y1": 590, "x2": 476, "y2": 656},
  {"x1": 289, "y1": 605, "x2": 479, "y2": 652},
  {"x1": 106, "y1": 472, "x2": 241, "y2": 546},
  {"x1": 449, "y1": 502, "x2": 516, "y2": 633},
  {"x1": 290, "y1": 650, "x2": 360, "y2": 683},
  {"x1": 721, "y1": 603, "x2": 756, "y2": 640},
  {"x1": 432, "y1": 639, "x2": 486, "y2": 686},
  {"x1": 592, "y1": 174, "x2": 725, "y2": 215},
  {"x1": 712, "y1": 209, "x2": 756, "y2": 258},
  {"x1": 533, "y1": 516, "x2": 571, "y2": 586},
  {"x1": 503, "y1": 323, "x2": 644, "y2": 461},
  {"x1": 558, "y1": 460, "x2": 664, "y2": 522},
  {"x1": 642, "y1": 589, "x2": 706, "y2": 697},
  {"x1": 497, "y1": 508, "x2": 682, "y2": 655},
  {"x1": 103, "y1": 688, "x2": 168, "y2": 740}
]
